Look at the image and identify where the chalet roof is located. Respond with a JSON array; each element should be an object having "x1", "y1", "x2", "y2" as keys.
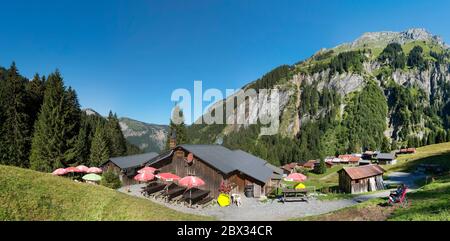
[
  {"x1": 376, "y1": 153, "x2": 396, "y2": 160},
  {"x1": 281, "y1": 162, "x2": 298, "y2": 171},
  {"x1": 340, "y1": 165, "x2": 385, "y2": 180},
  {"x1": 178, "y1": 145, "x2": 273, "y2": 183},
  {"x1": 265, "y1": 162, "x2": 284, "y2": 175},
  {"x1": 106, "y1": 152, "x2": 159, "y2": 170}
]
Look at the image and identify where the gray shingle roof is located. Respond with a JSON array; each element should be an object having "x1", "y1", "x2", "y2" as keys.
[
  {"x1": 376, "y1": 153, "x2": 396, "y2": 160},
  {"x1": 179, "y1": 145, "x2": 273, "y2": 183},
  {"x1": 107, "y1": 152, "x2": 159, "y2": 169}
]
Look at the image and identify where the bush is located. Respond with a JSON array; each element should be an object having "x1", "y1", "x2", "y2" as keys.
[{"x1": 100, "y1": 170, "x2": 121, "y2": 189}]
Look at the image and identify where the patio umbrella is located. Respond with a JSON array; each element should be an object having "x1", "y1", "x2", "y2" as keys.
[
  {"x1": 137, "y1": 166, "x2": 158, "y2": 174},
  {"x1": 156, "y1": 173, "x2": 181, "y2": 182},
  {"x1": 217, "y1": 193, "x2": 231, "y2": 207},
  {"x1": 76, "y1": 165, "x2": 89, "y2": 173},
  {"x1": 295, "y1": 183, "x2": 306, "y2": 189},
  {"x1": 179, "y1": 176, "x2": 205, "y2": 189},
  {"x1": 65, "y1": 166, "x2": 81, "y2": 173},
  {"x1": 134, "y1": 172, "x2": 155, "y2": 182},
  {"x1": 87, "y1": 167, "x2": 103, "y2": 174},
  {"x1": 52, "y1": 168, "x2": 67, "y2": 176},
  {"x1": 286, "y1": 173, "x2": 307, "y2": 182},
  {"x1": 82, "y1": 173, "x2": 102, "y2": 182}
]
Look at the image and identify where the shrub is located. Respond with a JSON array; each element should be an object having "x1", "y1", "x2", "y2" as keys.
[{"x1": 100, "y1": 170, "x2": 121, "y2": 189}]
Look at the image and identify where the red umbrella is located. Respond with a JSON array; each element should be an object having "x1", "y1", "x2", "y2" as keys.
[
  {"x1": 179, "y1": 176, "x2": 205, "y2": 189},
  {"x1": 157, "y1": 173, "x2": 181, "y2": 182},
  {"x1": 137, "y1": 167, "x2": 158, "y2": 174},
  {"x1": 286, "y1": 173, "x2": 307, "y2": 182},
  {"x1": 52, "y1": 168, "x2": 67, "y2": 176},
  {"x1": 76, "y1": 165, "x2": 89, "y2": 173},
  {"x1": 65, "y1": 167, "x2": 81, "y2": 173},
  {"x1": 134, "y1": 172, "x2": 155, "y2": 182},
  {"x1": 87, "y1": 167, "x2": 103, "y2": 174}
]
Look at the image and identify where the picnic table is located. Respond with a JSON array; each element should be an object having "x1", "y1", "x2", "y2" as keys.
[
  {"x1": 182, "y1": 189, "x2": 210, "y2": 205},
  {"x1": 281, "y1": 188, "x2": 308, "y2": 203}
]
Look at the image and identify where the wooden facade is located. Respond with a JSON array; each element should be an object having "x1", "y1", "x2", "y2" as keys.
[
  {"x1": 102, "y1": 161, "x2": 139, "y2": 186},
  {"x1": 149, "y1": 146, "x2": 274, "y2": 198},
  {"x1": 338, "y1": 165, "x2": 385, "y2": 194}
]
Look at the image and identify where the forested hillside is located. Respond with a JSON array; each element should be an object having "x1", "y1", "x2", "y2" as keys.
[
  {"x1": 188, "y1": 28, "x2": 450, "y2": 166},
  {"x1": 0, "y1": 63, "x2": 139, "y2": 172}
]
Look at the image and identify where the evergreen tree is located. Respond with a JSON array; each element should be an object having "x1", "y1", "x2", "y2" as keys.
[
  {"x1": 30, "y1": 71, "x2": 81, "y2": 172},
  {"x1": 0, "y1": 63, "x2": 31, "y2": 167},
  {"x1": 165, "y1": 106, "x2": 189, "y2": 149},
  {"x1": 25, "y1": 73, "x2": 46, "y2": 129},
  {"x1": 105, "y1": 111, "x2": 126, "y2": 157},
  {"x1": 89, "y1": 124, "x2": 110, "y2": 166}
]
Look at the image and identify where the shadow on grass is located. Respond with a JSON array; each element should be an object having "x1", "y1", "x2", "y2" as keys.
[{"x1": 394, "y1": 152, "x2": 450, "y2": 172}]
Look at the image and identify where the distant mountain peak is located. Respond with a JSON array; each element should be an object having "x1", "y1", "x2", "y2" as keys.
[
  {"x1": 82, "y1": 108, "x2": 101, "y2": 117},
  {"x1": 337, "y1": 28, "x2": 447, "y2": 50}
]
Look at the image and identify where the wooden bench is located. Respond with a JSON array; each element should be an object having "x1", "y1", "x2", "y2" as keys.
[{"x1": 281, "y1": 188, "x2": 308, "y2": 203}]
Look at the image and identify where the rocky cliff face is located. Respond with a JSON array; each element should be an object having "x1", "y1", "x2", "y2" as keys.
[
  {"x1": 193, "y1": 28, "x2": 450, "y2": 147},
  {"x1": 119, "y1": 117, "x2": 168, "y2": 153}
]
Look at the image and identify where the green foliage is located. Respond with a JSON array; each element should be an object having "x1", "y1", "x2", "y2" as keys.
[
  {"x1": 378, "y1": 43, "x2": 406, "y2": 69},
  {"x1": 29, "y1": 71, "x2": 81, "y2": 172},
  {"x1": 89, "y1": 125, "x2": 110, "y2": 167},
  {"x1": 407, "y1": 46, "x2": 426, "y2": 70},
  {"x1": 0, "y1": 63, "x2": 31, "y2": 167},
  {"x1": 329, "y1": 50, "x2": 367, "y2": 74},
  {"x1": 105, "y1": 111, "x2": 127, "y2": 157},
  {"x1": 100, "y1": 169, "x2": 122, "y2": 189},
  {"x1": 247, "y1": 65, "x2": 291, "y2": 90},
  {"x1": 342, "y1": 81, "x2": 388, "y2": 152},
  {"x1": 165, "y1": 106, "x2": 189, "y2": 149}
]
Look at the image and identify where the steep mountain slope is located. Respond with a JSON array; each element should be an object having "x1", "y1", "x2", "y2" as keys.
[
  {"x1": 119, "y1": 117, "x2": 168, "y2": 153},
  {"x1": 188, "y1": 28, "x2": 450, "y2": 166}
]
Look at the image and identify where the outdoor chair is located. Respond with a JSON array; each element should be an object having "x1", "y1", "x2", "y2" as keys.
[{"x1": 388, "y1": 184, "x2": 408, "y2": 207}]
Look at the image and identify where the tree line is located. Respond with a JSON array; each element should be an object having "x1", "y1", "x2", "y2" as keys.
[{"x1": 0, "y1": 63, "x2": 139, "y2": 172}]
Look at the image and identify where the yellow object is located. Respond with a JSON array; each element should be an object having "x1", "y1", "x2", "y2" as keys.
[
  {"x1": 217, "y1": 193, "x2": 231, "y2": 207},
  {"x1": 295, "y1": 183, "x2": 306, "y2": 189}
]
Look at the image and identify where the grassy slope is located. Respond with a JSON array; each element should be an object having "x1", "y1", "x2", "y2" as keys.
[
  {"x1": 293, "y1": 142, "x2": 450, "y2": 221},
  {"x1": 0, "y1": 165, "x2": 212, "y2": 221}
]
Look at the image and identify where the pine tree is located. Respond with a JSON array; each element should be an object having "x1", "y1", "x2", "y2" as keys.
[
  {"x1": 0, "y1": 63, "x2": 31, "y2": 167},
  {"x1": 25, "y1": 73, "x2": 46, "y2": 129},
  {"x1": 89, "y1": 124, "x2": 110, "y2": 166},
  {"x1": 105, "y1": 111, "x2": 126, "y2": 157},
  {"x1": 165, "y1": 106, "x2": 189, "y2": 149},
  {"x1": 29, "y1": 71, "x2": 81, "y2": 172}
]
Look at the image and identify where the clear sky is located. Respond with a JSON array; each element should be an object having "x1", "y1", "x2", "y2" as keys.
[{"x1": 0, "y1": 0, "x2": 449, "y2": 124}]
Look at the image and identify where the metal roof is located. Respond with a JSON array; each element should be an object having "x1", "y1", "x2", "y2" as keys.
[
  {"x1": 107, "y1": 152, "x2": 159, "y2": 169},
  {"x1": 376, "y1": 153, "x2": 396, "y2": 160},
  {"x1": 340, "y1": 165, "x2": 385, "y2": 180},
  {"x1": 178, "y1": 145, "x2": 273, "y2": 183}
]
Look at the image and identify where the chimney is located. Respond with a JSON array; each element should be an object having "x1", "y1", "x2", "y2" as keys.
[{"x1": 169, "y1": 131, "x2": 177, "y2": 149}]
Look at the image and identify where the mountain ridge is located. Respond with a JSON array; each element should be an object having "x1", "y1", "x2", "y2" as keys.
[{"x1": 188, "y1": 28, "x2": 450, "y2": 166}]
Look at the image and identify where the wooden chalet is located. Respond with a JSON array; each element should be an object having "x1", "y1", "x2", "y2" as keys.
[
  {"x1": 376, "y1": 153, "x2": 397, "y2": 165},
  {"x1": 281, "y1": 162, "x2": 298, "y2": 175},
  {"x1": 101, "y1": 152, "x2": 159, "y2": 186},
  {"x1": 338, "y1": 155, "x2": 361, "y2": 165},
  {"x1": 338, "y1": 165, "x2": 385, "y2": 194},
  {"x1": 146, "y1": 144, "x2": 280, "y2": 198}
]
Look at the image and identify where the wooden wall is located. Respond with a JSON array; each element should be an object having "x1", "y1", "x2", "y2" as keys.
[
  {"x1": 339, "y1": 170, "x2": 384, "y2": 194},
  {"x1": 149, "y1": 147, "x2": 274, "y2": 198}
]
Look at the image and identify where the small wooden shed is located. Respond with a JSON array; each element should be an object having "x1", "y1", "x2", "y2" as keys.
[{"x1": 338, "y1": 165, "x2": 385, "y2": 194}]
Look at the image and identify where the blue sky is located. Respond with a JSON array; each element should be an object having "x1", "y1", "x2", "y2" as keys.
[{"x1": 0, "y1": 0, "x2": 449, "y2": 124}]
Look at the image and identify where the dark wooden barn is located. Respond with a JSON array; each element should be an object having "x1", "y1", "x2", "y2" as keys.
[
  {"x1": 338, "y1": 165, "x2": 385, "y2": 194},
  {"x1": 101, "y1": 152, "x2": 159, "y2": 186},
  {"x1": 147, "y1": 144, "x2": 280, "y2": 198}
]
